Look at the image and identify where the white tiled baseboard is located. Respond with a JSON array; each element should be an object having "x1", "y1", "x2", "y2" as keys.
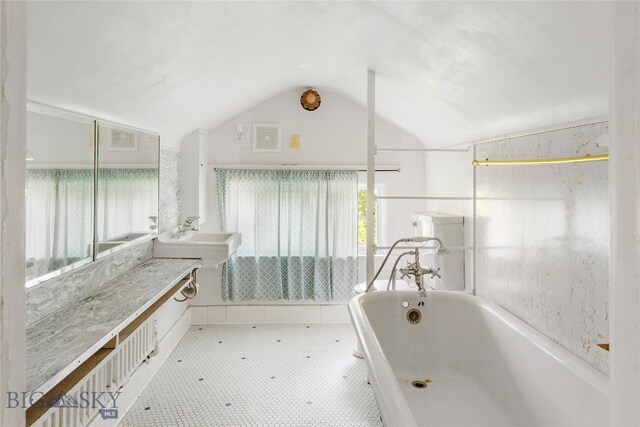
[{"x1": 190, "y1": 305, "x2": 351, "y2": 325}]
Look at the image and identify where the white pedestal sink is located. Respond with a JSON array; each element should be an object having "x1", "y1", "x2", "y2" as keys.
[{"x1": 154, "y1": 229, "x2": 241, "y2": 267}]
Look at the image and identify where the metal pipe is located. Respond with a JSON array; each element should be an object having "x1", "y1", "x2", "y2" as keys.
[
  {"x1": 472, "y1": 154, "x2": 608, "y2": 166},
  {"x1": 387, "y1": 251, "x2": 416, "y2": 290},
  {"x1": 377, "y1": 195, "x2": 472, "y2": 200},
  {"x1": 472, "y1": 144, "x2": 477, "y2": 295},
  {"x1": 451, "y1": 116, "x2": 607, "y2": 152},
  {"x1": 365, "y1": 236, "x2": 446, "y2": 292},
  {"x1": 375, "y1": 245, "x2": 470, "y2": 250},
  {"x1": 365, "y1": 238, "x2": 407, "y2": 292},
  {"x1": 211, "y1": 163, "x2": 400, "y2": 172},
  {"x1": 366, "y1": 70, "x2": 376, "y2": 285},
  {"x1": 377, "y1": 148, "x2": 470, "y2": 152},
  {"x1": 378, "y1": 116, "x2": 607, "y2": 153}
]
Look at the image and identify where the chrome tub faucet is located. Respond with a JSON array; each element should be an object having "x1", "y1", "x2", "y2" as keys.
[
  {"x1": 365, "y1": 236, "x2": 447, "y2": 297},
  {"x1": 398, "y1": 251, "x2": 442, "y2": 297}
]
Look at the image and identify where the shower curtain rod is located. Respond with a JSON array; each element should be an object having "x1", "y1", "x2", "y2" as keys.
[
  {"x1": 210, "y1": 163, "x2": 401, "y2": 172},
  {"x1": 472, "y1": 154, "x2": 608, "y2": 166}
]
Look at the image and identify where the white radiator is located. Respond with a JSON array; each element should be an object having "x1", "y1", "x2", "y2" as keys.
[
  {"x1": 112, "y1": 315, "x2": 157, "y2": 388},
  {"x1": 31, "y1": 315, "x2": 158, "y2": 427}
]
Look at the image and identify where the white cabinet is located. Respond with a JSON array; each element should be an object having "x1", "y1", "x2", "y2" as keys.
[{"x1": 180, "y1": 129, "x2": 208, "y2": 224}]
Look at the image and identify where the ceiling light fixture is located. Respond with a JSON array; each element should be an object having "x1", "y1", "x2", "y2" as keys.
[{"x1": 300, "y1": 89, "x2": 321, "y2": 111}]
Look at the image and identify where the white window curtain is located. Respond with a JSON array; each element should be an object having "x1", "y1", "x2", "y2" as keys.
[
  {"x1": 25, "y1": 169, "x2": 93, "y2": 281},
  {"x1": 216, "y1": 169, "x2": 358, "y2": 301},
  {"x1": 97, "y1": 168, "x2": 158, "y2": 241}
]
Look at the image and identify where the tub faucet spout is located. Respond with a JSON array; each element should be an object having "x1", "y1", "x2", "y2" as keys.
[
  {"x1": 418, "y1": 267, "x2": 441, "y2": 296},
  {"x1": 399, "y1": 252, "x2": 441, "y2": 297},
  {"x1": 365, "y1": 236, "x2": 448, "y2": 293}
]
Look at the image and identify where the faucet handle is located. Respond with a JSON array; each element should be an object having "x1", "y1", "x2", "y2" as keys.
[
  {"x1": 421, "y1": 266, "x2": 441, "y2": 279},
  {"x1": 183, "y1": 216, "x2": 201, "y2": 229}
]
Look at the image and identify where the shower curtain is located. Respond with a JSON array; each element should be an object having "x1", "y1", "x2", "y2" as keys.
[{"x1": 217, "y1": 169, "x2": 358, "y2": 302}]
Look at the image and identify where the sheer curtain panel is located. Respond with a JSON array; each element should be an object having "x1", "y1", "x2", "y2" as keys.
[{"x1": 217, "y1": 169, "x2": 358, "y2": 302}]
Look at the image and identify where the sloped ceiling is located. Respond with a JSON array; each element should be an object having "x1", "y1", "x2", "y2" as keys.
[{"x1": 27, "y1": 1, "x2": 608, "y2": 148}]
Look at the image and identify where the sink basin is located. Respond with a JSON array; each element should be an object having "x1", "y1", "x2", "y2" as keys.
[{"x1": 153, "y1": 229, "x2": 241, "y2": 267}]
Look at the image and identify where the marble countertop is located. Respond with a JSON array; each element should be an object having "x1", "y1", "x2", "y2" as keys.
[{"x1": 26, "y1": 257, "x2": 200, "y2": 395}]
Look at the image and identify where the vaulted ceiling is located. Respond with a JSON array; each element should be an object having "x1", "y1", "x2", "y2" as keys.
[{"x1": 27, "y1": 1, "x2": 609, "y2": 148}]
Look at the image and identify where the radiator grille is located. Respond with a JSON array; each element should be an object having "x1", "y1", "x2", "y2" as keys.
[
  {"x1": 31, "y1": 314, "x2": 157, "y2": 427},
  {"x1": 113, "y1": 315, "x2": 157, "y2": 387}
]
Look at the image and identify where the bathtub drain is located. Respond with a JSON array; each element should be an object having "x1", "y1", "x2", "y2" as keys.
[
  {"x1": 411, "y1": 380, "x2": 427, "y2": 389},
  {"x1": 406, "y1": 308, "x2": 422, "y2": 324}
]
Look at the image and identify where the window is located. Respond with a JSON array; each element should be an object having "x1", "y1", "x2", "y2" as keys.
[
  {"x1": 216, "y1": 169, "x2": 359, "y2": 301},
  {"x1": 357, "y1": 183, "x2": 385, "y2": 251}
]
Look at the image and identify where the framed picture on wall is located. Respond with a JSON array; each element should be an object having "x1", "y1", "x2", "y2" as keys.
[{"x1": 253, "y1": 123, "x2": 281, "y2": 152}]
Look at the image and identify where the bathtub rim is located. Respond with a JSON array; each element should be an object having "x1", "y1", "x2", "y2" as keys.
[
  {"x1": 348, "y1": 290, "x2": 609, "y2": 426},
  {"x1": 348, "y1": 291, "x2": 417, "y2": 427}
]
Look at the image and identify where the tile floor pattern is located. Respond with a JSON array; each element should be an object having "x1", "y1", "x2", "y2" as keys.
[{"x1": 120, "y1": 324, "x2": 383, "y2": 426}]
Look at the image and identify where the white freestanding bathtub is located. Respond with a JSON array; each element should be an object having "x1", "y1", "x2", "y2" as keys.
[{"x1": 348, "y1": 291, "x2": 609, "y2": 427}]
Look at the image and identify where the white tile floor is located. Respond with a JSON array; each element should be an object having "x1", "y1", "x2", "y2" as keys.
[{"x1": 120, "y1": 324, "x2": 383, "y2": 427}]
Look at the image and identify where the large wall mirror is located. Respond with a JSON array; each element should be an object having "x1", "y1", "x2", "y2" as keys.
[
  {"x1": 25, "y1": 104, "x2": 160, "y2": 287},
  {"x1": 96, "y1": 123, "x2": 159, "y2": 257},
  {"x1": 25, "y1": 106, "x2": 95, "y2": 286}
]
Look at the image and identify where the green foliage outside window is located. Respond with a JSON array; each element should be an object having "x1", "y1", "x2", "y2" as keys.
[{"x1": 357, "y1": 189, "x2": 376, "y2": 245}]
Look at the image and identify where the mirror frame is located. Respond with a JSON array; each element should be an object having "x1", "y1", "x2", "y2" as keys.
[
  {"x1": 25, "y1": 103, "x2": 96, "y2": 288},
  {"x1": 25, "y1": 102, "x2": 160, "y2": 288}
]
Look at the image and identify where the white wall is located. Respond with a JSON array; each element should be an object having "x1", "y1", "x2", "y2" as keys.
[
  {"x1": 26, "y1": 111, "x2": 93, "y2": 166},
  {"x1": 0, "y1": 2, "x2": 27, "y2": 425},
  {"x1": 610, "y1": 3, "x2": 640, "y2": 424},
  {"x1": 26, "y1": 112, "x2": 160, "y2": 167},
  {"x1": 190, "y1": 89, "x2": 426, "y2": 305},
  {"x1": 97, "y1": 125, "x2": 159, "y2": 166},
  {"x1": 475, "y1": 122, "x2": 609, "y2": 374},
  {"x1": 420, "y1": 119, "x2": 610, "y2": 377},
  {"x1": 422, "y1": 149, "x2": 475, "y2": 291}
]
